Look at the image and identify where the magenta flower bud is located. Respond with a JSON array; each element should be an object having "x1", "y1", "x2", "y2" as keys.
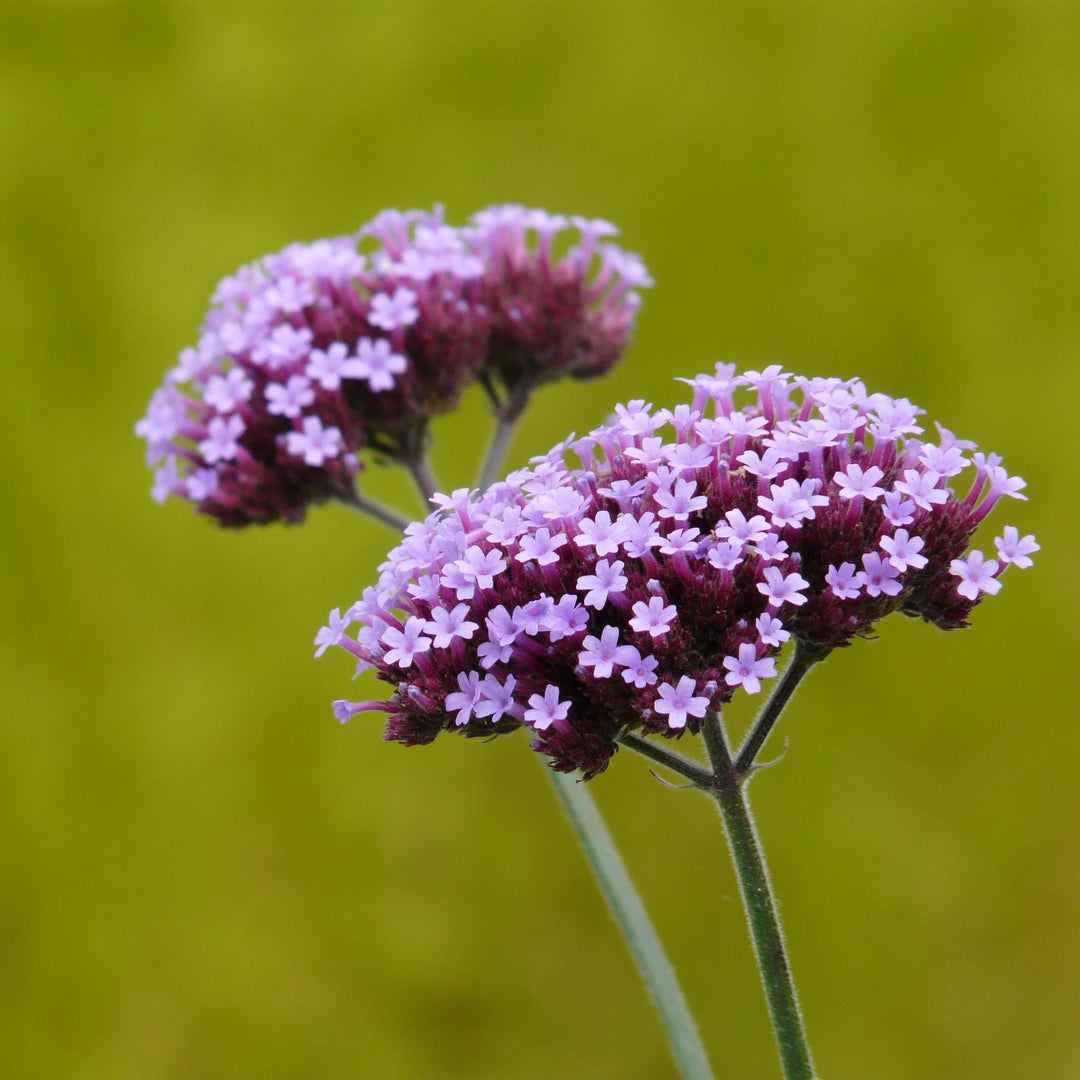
[
  {"x1": 138, "y1": 206, "x2": 651, "y2": 526},
  {"x1": 324, "y1": 365, "x2": 1034, "y2": 778}
]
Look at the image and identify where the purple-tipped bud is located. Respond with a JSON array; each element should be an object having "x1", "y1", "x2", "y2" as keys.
[
  {"x1": 325, "y1": 365, "x2": 1035, "y2": 778},
  {"x1": 138, "y1": 206, "x2": 651, "y2": 525}
]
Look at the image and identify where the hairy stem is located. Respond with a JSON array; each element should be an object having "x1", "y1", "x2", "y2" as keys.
[
  {"x1": 618, "y1": 731, "x2": 713, "y2": 787},
  {"x1": 701, "y1": 712, "x2": 816, "y2": 1080},
  {"x1": 734, "y1": 642, "x2": 828, "y2": 778}
]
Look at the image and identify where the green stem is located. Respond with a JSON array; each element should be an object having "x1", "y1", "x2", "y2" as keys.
[
  {"x1": 734, "y1": 642, "x2": 829, "y2": 778},
  {"x1": 701, "y1": 713, "x2": 816, "y2": 1080},
  {"x1": 546, "y1": 769, "x2": 716, "y2": 1080},
  {"x1": 478, "y1": 412, "x2": 520, "y2": 492},
  {"x1": 618, "y1": 731, "x2": 713, "y2": 787},
  {"x1": 339, "y1": 486, "x2": 413, "y2": 534},
  {"x1": 405, "y1": 453, "x2": 440, "y2": 506},
  {"x1": 478, "y1": 377, "x2": 537, "y2": 491}
]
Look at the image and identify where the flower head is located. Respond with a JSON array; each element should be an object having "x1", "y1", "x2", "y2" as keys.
[
  {"x1": 138, "y1": 206, "x2": 651, "y2": 526},
  {"x1": 325, "y1": 365, "x2": 1034, "y2": 778}
]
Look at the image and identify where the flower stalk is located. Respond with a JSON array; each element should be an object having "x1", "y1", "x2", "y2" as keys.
[
  {"x1": 734, "y1": 641, "x2": 830, "y2": 777},
  {"x1": 702, "y1": 711, "x2": 816, "y2": 1080},
  {"x1": 547, "y1": 769, "x2": 716, "y2": 1080}
]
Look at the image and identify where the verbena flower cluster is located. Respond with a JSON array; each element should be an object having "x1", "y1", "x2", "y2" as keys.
[
  {"x1": 137, "y1": 206, "x2": 651, "y2": 526},
  {"x1": 321, "y1": 365, "x2": 1036, "y2": 778}
]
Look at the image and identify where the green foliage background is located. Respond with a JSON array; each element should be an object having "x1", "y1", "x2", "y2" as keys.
[{"x1": 0, "y1": 3, "x2": 1074, "y2": 1077}]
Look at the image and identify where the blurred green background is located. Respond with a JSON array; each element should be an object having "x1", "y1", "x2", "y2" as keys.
[{"x1": 0, "y1": 2, "x2": 1074, "y2": 1077}]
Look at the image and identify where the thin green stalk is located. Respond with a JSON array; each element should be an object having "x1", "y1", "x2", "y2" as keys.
[
  {"x1": 546, "y1": 769, "x2": 716, "y2": 1080},
  {"x1": 701, "y1": 713, "x2": 816, "y2": 1080},
  {"x1": 477, "y1": 377, "x2": 537, "y2": 491},
  {"x1": 405, "y1": 453, "x2": 440, "y2": 505},
  {"x1": 478, "y1": 412, "x2": 520, "y2": 492},
  {"x1": 618, "y1": 731, "x2": 713, "y2": 787},
  {"x1": 339, "y1": 487, "x2": 413, "y2": 533},
  {"x1": 734, "y1": 642, "x2": 829, "y2": 777}
]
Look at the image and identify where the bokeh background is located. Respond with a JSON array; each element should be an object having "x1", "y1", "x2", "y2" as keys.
[{"x1": 1, "y1": 3, "x2": 1074, "y2": 1077}]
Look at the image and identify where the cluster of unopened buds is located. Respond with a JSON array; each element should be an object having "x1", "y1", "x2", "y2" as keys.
[
  {"x1": 137, "y1": 205, "x2": 651, "y2": 526},
  {"x1": 322, "y1": 365, "x2": 1037, "y2": 778}
]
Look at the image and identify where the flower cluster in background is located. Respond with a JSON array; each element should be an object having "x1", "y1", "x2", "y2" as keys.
[
  {"x1": 323, "y1": 365, "x2": 1036, "y2": 778},
  {"x1": 137, "y1": 206, "x2": 651, "y2": 526}
]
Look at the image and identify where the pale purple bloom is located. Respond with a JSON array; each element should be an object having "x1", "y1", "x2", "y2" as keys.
[
  {"x1": 577, "y1": 559, "x2": 628, "y2": 610},
  {"x1": 950, "y1": 551, "x2": 1002, "y2": 600},
  {"x1": 620, "y1": 512, "x2": 662, "y2": 557},
  {"x1": 752, "y1": 534, "x2": 789, "y2": 563},
  {"x1": 306, "y1": 343, "x2": 351, "y2": 390},
  {"x1": 618, "y1": 648, "x2": 660, "y2": 688},
  {"x1": 514, "y1": 597, "x2": 553, "y2": 636},
  {"x1": 474, "y1": 673, "x2": 518, "y2": 722},
  {"x1": 630, "y1": 596, "x2": 678, "y2": 637},
  {"x1": 537, "y1": 596, "x2": 587, "y2": 643},
  {"x1": 456, "y1": 546, "x2": 507, "y2": 589},
  {"x1": 346, "y1": 338, "x2": 408, "y2": 392},
  {"x1": 716, "y1": 509, "x2": 770, "y2": 545},
  {"x1": 425, "y1": 603, "x2": 480, "y2": 648},
  {"x1": 445, "y1": 670, "x2": 483, "y2": 726},
  {"x1": 198, "y1": 414, "x2": 245, "y2": 464},
  {"x1": 825, "y1": 562, "x2": 861, "y2": 600},
  {"x1": 879, "y1": 528, "x2": 928, "y2": 572},
  {"x1": 882, "y1": 490, "x2": 917, "y2": 527},
  {"x1": 185, "y1": 468, "x2": 219, "y2": 501},
  {"x1": 834, "y1": 463, "x2": 886, "y2": 501},
  {"x1": 285, "y1": 416, "x2": 343, "y2": 466},
  {"x1": 757, "y1": 566, "x2": 810, "y2": 608},
  {"x1": 723, "y1": 643, "x2": 778, "y2": 695},
  {"x1": 654, "y1": 676, "x2": 710, "y2": 729},
  {"x1": 525, "y1": 685, "x2": 571, "y2": 730},
  {"x1": 579, "y1": 625, "x2": 624, "y2": 679},
  {"x1": 382, "y1": 616, "x2": 433, "y2": 667},
  {"x1": 575, "y1": 511, "x2": 623, "y2": 556},
  {"x1": 265, "y1": 375, "x2": 315, "y2": 418},
  {"x1": 252, "y1": 323, "x2": 313, "y2": 369},
  {"x1": 756, "y1": 613, "x2": 790, "y2": 648},
  {"x1": 738, "y1": 447, "x2": 787, "y2": 480},
  {"x1": 516, "y1": 527, "x2": 567, "y2": 565},
  {"x1": 368, "y1": 287, "x2": 420, "y2": 331},
  {"x1": 314, "y1": 607, "x2": 351, "y2": 657},
  {"x1": 857, "y1": 552, "x2": 904, "y2": 597},
  {"x1": 994, "y1": 526, "x2": 1038, "y2": 569},
  {"x1": 204, "y1": 368, "x2": 254, "y2": 412},
  {"x1": 759, "y1": 477, "x2": 818, "y2": 529},
  {"x1": 894, "y1": 469, "x2": 948, "y2": 511},
  {"x1": 707, "y1": 541, "x2": 744, "y2": 572},
  {"x1": 655, "y1": 478, "x2": 708, "y2": 521}
]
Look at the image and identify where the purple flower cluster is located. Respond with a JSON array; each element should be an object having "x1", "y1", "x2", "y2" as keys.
[
  {"x1": 137, "y1": 206, "x2": 651, "y2": 526},
  {"x1": 322, "y1": 365, "x2": 1036, "y2": 778}
]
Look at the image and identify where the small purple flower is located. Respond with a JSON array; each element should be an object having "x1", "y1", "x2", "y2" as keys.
[
  {"x1": 285, "y1": 416, "x2": 343, "y2": 467},
  {"x1": 950, "y1": 551, "x2": 1002, "y2": 600},
  {"x1": 654, "y1": 676, "x2": 710, "y2": 730},
  {"x1": 325, "y1": 366, "x2": 1034, "y2": 778},
  {"x1": 994, "y1": 526, "x2": 1038, "y2": 569},
  {"x1": 630, "y1": 597, "x2": 678, "y2": 638},
  {"x1": 723, "y1": 643, "x2": 778, "y2": 695},
  {"x1": 368, "y1": 287, "x2": 420, "y2": 331},
  {"x1": 525, "y1": 686, "x2": 571, "y2": 730}
]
